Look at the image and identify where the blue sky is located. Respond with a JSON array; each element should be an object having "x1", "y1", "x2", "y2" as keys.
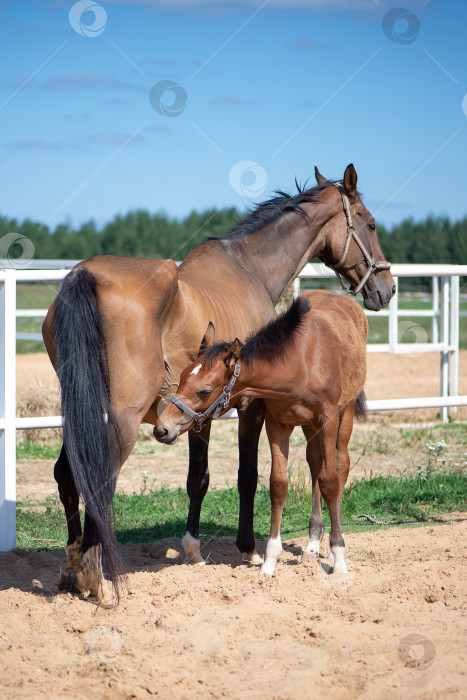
[{"x1": 1, "y1": 0, "x2": 466, "y2": 233}]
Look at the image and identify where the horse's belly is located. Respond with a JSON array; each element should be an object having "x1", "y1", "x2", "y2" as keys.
[{"x1": 266, "y1": 399, "x2": 319, "y2": 427}]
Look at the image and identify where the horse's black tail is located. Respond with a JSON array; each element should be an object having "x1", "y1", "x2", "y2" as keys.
[
  {"x1": 355, "y1": 390, "x2": 368, "y2": 422},
  {"x1": 54, "y1": 266, "x2": 123, "y2": 599}
]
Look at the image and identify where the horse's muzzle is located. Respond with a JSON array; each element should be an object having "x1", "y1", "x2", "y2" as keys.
[{"x1": 153, "y1": 425, "x2": 179, "y2": 445}]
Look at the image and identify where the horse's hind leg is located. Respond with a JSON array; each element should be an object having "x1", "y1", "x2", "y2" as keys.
[
  {"x1": 261, "y1": 414, "x2": 292, "y2": 576},
  {"x1": 182, "y1": 422, "x2": 212, "y2": 564},
  {"x1": 54, "y1": 445, "x2": 83, "y2": 590},
  {"x1": 317, "y1": 409, "x2": 347, "y2": 574},
  {"x1": 301, "y1": 425, "x2": 325, "y2": 561},
  {"x1": 70, "y1": 413, "x2": 143, "y2": 603},
  {"x1": 237, "y1": 398, "x2": 265, "y2": 566}
]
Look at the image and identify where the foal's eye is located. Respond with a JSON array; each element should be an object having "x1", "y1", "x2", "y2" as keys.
[
  {"x1": 198, "y1": 389, "x2": 213, "y2": 397},
  {"x1": 368, "y1": 223, "x2": 376, "y2": 231}
]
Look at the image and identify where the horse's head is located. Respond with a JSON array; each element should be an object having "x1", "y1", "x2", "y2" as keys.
[
  {"x1": 153, "y1": 323, "x2": 239, "y2": 444},
  {"x1": 315, "y1": 164, "x2": 395, "y2": 311}
]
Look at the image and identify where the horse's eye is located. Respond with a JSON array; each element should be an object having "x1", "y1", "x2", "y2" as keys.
[
  {"x1": 198, "y1": 389, "x2": 213, "y2": 397},
  {"x1": 368, "y1": 223, "x2": 376, "y2": 231}
]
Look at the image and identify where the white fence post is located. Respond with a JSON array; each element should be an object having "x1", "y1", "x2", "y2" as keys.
[
  {"x1": 440, "y1": 276, "x2": 450, "y2": 423},
  {"x1": 293, "y1": 278, "x2": 300, "y2": 300},
  {"x1": 0, "y1": 269, "x2": 17, "y2": 551},
  {"x1": 449, "y1": 275, "x2": 459, "y2": 415},
  {"x1": 388, "y1": 276, "x2": 399, "y2": 353},
  {"x1": 432, "y1": 276, "x2": 439, "y2": 344}
]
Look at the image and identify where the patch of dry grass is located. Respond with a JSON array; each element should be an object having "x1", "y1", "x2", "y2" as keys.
[{"x1": 17, "y1": 380, "x2": 61, "y2": 442}]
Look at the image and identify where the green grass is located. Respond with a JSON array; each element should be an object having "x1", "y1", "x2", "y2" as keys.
[
  {"x1": 16, "y1": 466, "x2": 467, "y2": 551},
  {"x1": 16, "y1": 283, "x2": 59, "y2": 353},
  {"x1": 16, "y1": 440, "x2": 62, "y2": 460}
]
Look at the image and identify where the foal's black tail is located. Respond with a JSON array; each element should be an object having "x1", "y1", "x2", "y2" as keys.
[
  {"x1": 54, "y1": 266, "x2": 123, "y2": 599},
  {"x1": 355, "y1": 390, "x2": 368, "y2": 422}
]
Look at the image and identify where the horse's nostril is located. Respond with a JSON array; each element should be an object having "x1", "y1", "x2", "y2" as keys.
[
  {"x1": 391, "y1": 284, "x2": 396, "y2": 298},
  {"x1": 153, "y1": 426, "x2": 168, "y2": 439}
]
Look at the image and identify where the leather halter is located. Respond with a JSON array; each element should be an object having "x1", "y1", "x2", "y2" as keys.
[
  {"x1": 332, "y1": 184, "x2": 391, "y2": 297},
  {"x1": 171, "y1": 362, "x2": 241, "y2": 433}
]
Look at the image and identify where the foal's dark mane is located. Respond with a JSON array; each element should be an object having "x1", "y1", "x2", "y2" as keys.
[
  {"x1": 211, "y1": 179, "x2": 342, "y2": 242},
  {"x1": 203, "y1": 296, "x2": 311, "y2": 368}
]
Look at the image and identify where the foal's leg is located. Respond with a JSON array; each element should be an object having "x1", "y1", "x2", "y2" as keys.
[
  {"x1": 261, "y1": 414, "x2": 292, "y2": 576},
  {"x1": 335, "y1": 404, "x2": 355, "y2": 495},
  {"x1": 301, "y1": 425, "x2": 325, "y2": 561},
  {"x1": 237, "y1": 399, "x2": 265, "y2": 565},
  {"x1": 182, "y1": 422, "x2": 212, "y2": 564},
  {"x1": 317, "y1": 408, "x2": 347, "y2": 574}
]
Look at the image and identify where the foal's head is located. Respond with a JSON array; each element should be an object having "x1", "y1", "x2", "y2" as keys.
[{"x1": 153, "y1": 323, "x2": 241, "y2": 444}]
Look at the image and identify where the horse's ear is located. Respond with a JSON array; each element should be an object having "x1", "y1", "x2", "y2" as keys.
[
  {"x1": 314, "y1": 166, "x2": 328, "y2": 185},
  {"x1": 343, "y1": 163, "x2": 357, "y2": 199},
  {"x1": 224, "y1": 338, "x2": 242, "y2": 370},
  {"x1": 199, "y1": 322, "x2": 215, "y2": 352}
]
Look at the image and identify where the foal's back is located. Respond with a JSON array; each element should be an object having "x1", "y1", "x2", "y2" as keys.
[{"x1": 294, "y1": 290, "x2": 368, "y2": 411}]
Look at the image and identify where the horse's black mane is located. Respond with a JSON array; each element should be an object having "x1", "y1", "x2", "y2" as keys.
[
  {"x1": 211, "y1": 179, "x2": 341, "y2": 242},
  {"x1": 203, "y1": 296, "x2": 311, "y2": 368}
]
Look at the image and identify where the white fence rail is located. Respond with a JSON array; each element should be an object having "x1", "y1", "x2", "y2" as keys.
[{"x1": 1, "y1": 263, "x2": 467, "y2": 551}]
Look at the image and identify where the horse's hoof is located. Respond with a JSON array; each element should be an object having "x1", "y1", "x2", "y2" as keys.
[
  {"x1": 260, "y1": 559, "x2": 276, "y2": 577},
  {"x1": 95, "y1": 580, "x2": 115, "y2": 607},
  {"x1": 242, "y1": 551, "x2": 263, "y2": 567},
  {"x1": 184, "y1": 555, "x2": 206, "y2": 565},
  {"x1": 58, "y1": 567, "x2": 80, "y2": 593},
  {"x1": 301, "y1": 550, "x2": 318, "y2": 563},
  {"x1": 332, "y1": 561, "x2": 348, "y2": 575}
]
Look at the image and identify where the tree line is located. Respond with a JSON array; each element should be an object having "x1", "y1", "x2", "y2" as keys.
[{"x1": 1, "y1": 208, "x2": 466, "y2": 280}]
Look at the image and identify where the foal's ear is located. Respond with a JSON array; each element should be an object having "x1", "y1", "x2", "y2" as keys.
[
  {"x1": 199, "y1": 322, "x2": 215, "y2": 352},
  {"x1": 314, "y1": 166, "x2": 328, "y2": 185},
  {"x1": 224, "y1": 338, "x2": 242, "y2": 370},
  {"x1": 343, "y1": 163, "x2": 358, "y2": 199}
]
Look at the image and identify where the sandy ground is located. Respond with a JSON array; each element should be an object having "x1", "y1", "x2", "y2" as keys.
[
  {"x1": 2, "y1": 352, "x2": 465, "y2": 699},
  {"x1": 0, "y1": 522, "x2": 466, "y2": 699}
]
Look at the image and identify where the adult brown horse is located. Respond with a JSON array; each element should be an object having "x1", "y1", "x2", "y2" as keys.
[
  {"x1": 42, "y1": 164, "x2": 394, "y2": 602},
  {"x1": 154, "y1": 290, "x2": 368, "y2": 577}
]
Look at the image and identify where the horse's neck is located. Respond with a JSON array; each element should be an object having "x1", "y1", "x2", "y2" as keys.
[
  {"x1": 225, "y1": 200, "x2": 333, "y2": 304},
  {"x1": 232, "y1": 362, "x2": 273, "y2": 400}
]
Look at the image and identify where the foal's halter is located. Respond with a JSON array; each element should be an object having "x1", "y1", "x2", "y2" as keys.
[
  {"x1": 171, "y1": 362, "x2": 241, "y2": 433},
  {"x1": 332, "y1": 184, "x2": 391, "y2": 297}
]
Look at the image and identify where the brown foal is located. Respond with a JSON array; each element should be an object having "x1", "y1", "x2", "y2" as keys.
[{"x1": 155, "y1": 290, "x2": 368, "y2": 576}]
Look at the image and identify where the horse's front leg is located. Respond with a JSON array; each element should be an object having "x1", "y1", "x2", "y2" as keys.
[
  {"x1": 261, "y1": 413, "x2": 292, "y2": 576},
  {"x1": 182, "y1": 423, "x2": 212, "y2": 564},
  {"x1": 236, "y1": 398, "x2": 265, "y2": 566}
]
